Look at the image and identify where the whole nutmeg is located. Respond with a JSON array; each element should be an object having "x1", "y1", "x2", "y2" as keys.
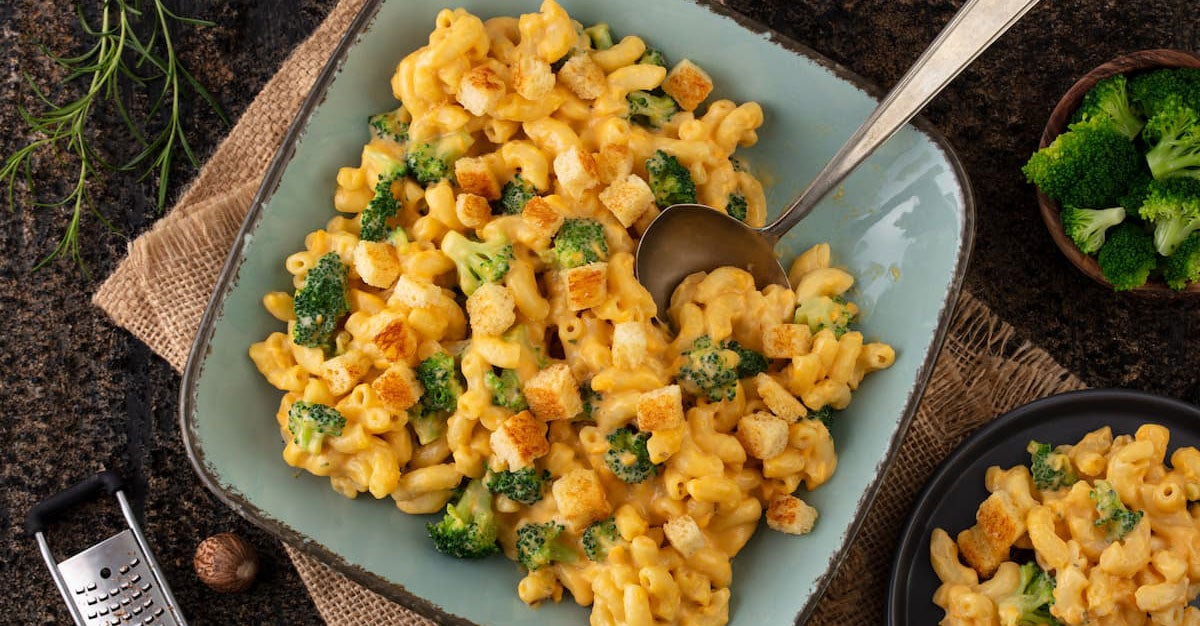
[{"x1": 194, "y1": 532, "x2": 259, "y2": 593}]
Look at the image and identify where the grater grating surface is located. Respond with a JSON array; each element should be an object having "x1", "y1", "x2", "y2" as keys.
[{"x1": 57, "y1": 530, "x2": 181, "y2": 626}]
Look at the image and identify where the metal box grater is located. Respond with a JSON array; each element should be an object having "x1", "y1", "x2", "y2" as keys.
[{"x1": 25, "y1": 472, "x2": 188, "y2": 626}]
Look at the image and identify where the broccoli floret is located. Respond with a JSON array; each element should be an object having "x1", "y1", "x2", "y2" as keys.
[
  {"x1": 552, "y1": 218, "x2": 608, "y2": 269},
  {"x1": 1165, "y1": 232, "x2": 1200, "y2": 290},
  {"x1": 485, "y1": 368, "x2": 527, "y2": 411},
  {"x1": 794, "y1": 296, "x2": 856, "y2": 338},
  {"x1": 497, "y1": 173, "x2": 538, "y2": 215},
  {"x1": 604, "y1": 427, "x2": 658, "y2": 483},
  {"x1": 406, "y1": 132, "x2": 473, "y2": 185},
  {"x1": 417, "y1": 351, "x2": 463, "y2": 414},
  {"x1": 441, "y1": 231, "x2": 514, "y2": 295},
  {"x1": 584, "y1": 23, "x2": 614, "y2": 50},
  {"x1": 1097, "y1": 222, "x2": 1158, "y2": 291},
  {"x1": 1091, "y1": 480, "x2": 1143, "y2": 541},
  {"x1": 286, "y1": 400, "x2": 346, "y2": 454},
  {"x1": 809, "y1": 406, "x2": 836, "y2": 428},
  {"x1": 427, "y1": 479, "x2": 499, "y2": 559},
  {"x1": 1138, "y1": 177, "x2": 1200, "y2": 255},
  {"x1": 721, "y1": 339, "x2": 768, "y2": 378},
  {"x1": 639, "y1": 47, "x2": 667, "y2": 68},
  {"x1": 1119, "y1": 172, "x2": 1154, "y2": 213},
  {"x1": 1060, "y1": 206, "x2": 1126, "y2": 255},
  {"x1": 726, "y1": 192, "x2": 748, "y2": 222},
  {"x1": 516, "y1": 521, "x2": 576, "y2": 570},
  {"x1": 1026, "y1": 440, "x2": 1077, "y2": 491},
  {"x1": 1129, "y1": 68, "x2": 1200, "y2": 118},
  {"x1": 580, "y1": 380, "x2": 600, "y2": 421},
  {"x1": 678, "y1": 335, "x2": 740, "y2": 402},
  {"x1": 627, "y1": 90, "x2": 678, "y2": 129},
  {"x1": 1022, "y1": 117, "x2": 1144, "y2": 209},
  {"x1": 996, "y1": 562, "x2": 1058, "y2": 626},
  {"x1": 1072, "y1": 74, "x2": 1144, "y2": 139},
  {"x1": 408, "y1": 404, "x2": 447, "y2": 445},
  {"x1": 485, "y1": 467, "x2": 549, "y2": 505},
  {"x1": 646, "y1": 150, "x2": 697, "y2": 207},
  {"x1": 369, "y1": 106, "x2": 410, "y2": 143},
  {"x1": 582, "y1": 517, "x2": 621, "y2": 561},
  {"x1": 292, "y1": 252, "x2": 350, "y2": 351},
  {"x1": 1143, "y1": 102, "x2": 1200, "y2": 181},
  {"x1": 359, "y1": 178, "x2": 402, "y2": 242}
]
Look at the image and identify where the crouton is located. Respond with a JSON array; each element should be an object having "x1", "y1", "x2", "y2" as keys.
[
  {"x1": 662, "y1": 59, "x2": 713, "y2": 112},
  {"x1": 321, "y1": 350, "x2": 372, "y2": 395},
  {"x1": 454, "y1": 157, "x2": 501, "y2": 200},
  {"x1": 563, "y1": 262, "x2": 608, "y2": 311},
  {"x1": 388, "y1": 274, "x2": 440, "y2": 310},
  {"x1": 552, "y1": 146, "x2": 600, "y2": 198},
  {"x1": 372, "y1": 316, "x2": 420, "y2": 363},
  {"x1": 371, "y1": 363, "x2": 423, "y2": 411},
  {"x1": 455, "y1": 192, "x2": 492, "y2": 230},
  {"x1": 552, "y1": 468, "x2": 611, "y2": 530},
  {"x1": 514, "y1": 55, "x2": 555, "y2": 100},
  {"x1": 762, "y1": 323, "x2": 813, "y2": 359},
  {"x1": 458, "y1": 64, "x2": 506, "y2": 116},
  {"x1": 524, "y1": 363, "x2": 583, "y2": 421},
  {"x1": 754, "y1": 373, "x2": 805, "y2": 422},
  {"x1": 596, "y1": 144, "x2": 633, "y2": 184},
  {"x1": 522, "y1": 195, "x2": 565, "y2": 239},
  {"x1": 736, "y1": 412, "x2": 789, "y2": 460},
  {"x1": 557, "y1": 54, "x2": 606, "y2": 100},
  {"x1": 490, "y1": 410, "x2": 550, "y2": 470},
  {"x1": 957, "y1": 492, "x2": 1026, "y2": 577},
  {"x1": 637, "y1": 385, "x2": 684, "y2": 432},
  {"x1": 466, "y1": 283, "x2": 516, "y2": 336},
  {"x1": 663, "y1": 515, "x2": 706, "y2": 557},
  {"x1": 599, "y1": 174, "x2": 655, "y2": 227},
  {"x1": 353, "y1": 240, "x2": 401, "y2": 289},
  {"x1": 766, "y1": 494, "x2": 818, "y2": 535},
  {"x1": 611, "y1": 321, "x2": 648, "y2": 369}
]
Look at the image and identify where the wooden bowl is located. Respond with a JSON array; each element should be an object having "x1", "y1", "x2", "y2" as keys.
[{"x1": 1037, "y1": 49, "x2": 1200, "y2": 296}]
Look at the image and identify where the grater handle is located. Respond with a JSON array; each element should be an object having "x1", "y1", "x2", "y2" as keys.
[{"x1": 25, "y1": 471, "x2": 124, "y2": 535}]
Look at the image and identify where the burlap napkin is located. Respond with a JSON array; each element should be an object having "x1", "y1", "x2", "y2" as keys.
[{"x1": 92, "y1": 1, "x2": 1086, "y2": 623}]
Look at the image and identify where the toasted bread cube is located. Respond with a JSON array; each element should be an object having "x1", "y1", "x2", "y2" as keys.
[
  {"x1": 389, "y1": 274, "x2": 440, "y2": 310},
  {"x1": 596, "y1": 144, "x2": 633, "y2": 185},
  {"x1": 762, "y1": 324, "x2": 813, "y2": 359},
  {"x1": 454, "y1": 157, "x2": 501, "y2": 200},
  {"x1": 514, "y1": 55, "x2": 555, "y2": 100},
  {"x1": 611, "y1": 321, "x2": 647, "y2": 369},
  {"x1": 458, "y1": 64, "x2": 506, "y2": 116},
  {"x1": 736, "y1": 412, "x2": 789, "y2": 460},
  {"x1": 465, "y1": 283, "x2": 516, "y2": 337},
  {"x1": 524, "y1": 363, "x2": 583, "y2": 421},
  {"x1": 552, "y1": 468, "x2": 612, "y2": 530},
  {"x1": 766, "y1": 494, "x2": 818, "y2": 535},
  {"x1": 664, "y1": 515, "x2": 706, "y2": 558},
  {"x1": 553, "y1": 146, "x2": 600, "y2": 198},
  {"x1": 371, "y1": 363, "x2": 423, "y2": 411},
  {"x1": 352, "y1": 240, "x2": 401, "y2": 289},
  {"x1": 564, "y1": 262, "x2": 608, "y2": 311},
  {"x1": 662, "y1": 59, "x2": 713, "y2": 112},
  {"x1": 754, "y1": 374, "x2": 805, "y2": 422},
  {"x1": 522, "y1": 195, "x2": 564, "y2": 239},
  {"x1": 957, "y1": 492, "x2": 1025, "y2": 577},
  {"x1": 321, "y1": 350, "x2": 372, "y2": 396},
  {"x1": 372, "y1": 316, "x2": 420, "y2": 363},
  {"x1": 599, "y1": 174, "x2": 655, "y2": 227},
  {"x1": 637, "y1": 385, "x2": 684, "y2": 432},
  {"x1": 455, "y1": 192, "x2": 492, "y2": 229},
  {"x1": 490, "y1": 410, "x2": 550, "y2": 470},
  {"x1": 557, "y1": 54, "x2": 606, "y2": 100}
]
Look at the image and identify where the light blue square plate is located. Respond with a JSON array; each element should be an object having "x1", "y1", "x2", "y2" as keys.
[{"x1": 180, "y1": 1, "x2": 974, "y2": 623}]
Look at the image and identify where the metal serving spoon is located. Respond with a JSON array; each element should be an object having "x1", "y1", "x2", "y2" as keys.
[{"x1": 635, "y1": 0, "x2": 1041, "y2": 319}]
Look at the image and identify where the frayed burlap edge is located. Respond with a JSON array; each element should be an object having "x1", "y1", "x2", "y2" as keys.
[{"x1": 90, "y1": 0, "x2": 1087, "y2": 622}]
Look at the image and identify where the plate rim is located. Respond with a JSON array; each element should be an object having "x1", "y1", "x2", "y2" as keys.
[
  {"x1": 885, "y1": 387, "x2": 1200, "y2": 625},
  {"x1": 176, "y1": 0, "x2": 978, "y2": 623}
]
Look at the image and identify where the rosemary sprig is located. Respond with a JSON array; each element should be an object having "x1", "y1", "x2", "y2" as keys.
[{"x1": 0, "y1": 0, "x2": 227, "y2": 269}]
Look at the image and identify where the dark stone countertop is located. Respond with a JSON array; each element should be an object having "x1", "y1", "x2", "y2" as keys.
[{"x1": 1, "y1": 0, "x2": 1196, "y2": 624}]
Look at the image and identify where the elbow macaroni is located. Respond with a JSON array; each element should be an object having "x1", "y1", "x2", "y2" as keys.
[{"x1": 248, "y1": 3, "x2": 895, "y2": 625}]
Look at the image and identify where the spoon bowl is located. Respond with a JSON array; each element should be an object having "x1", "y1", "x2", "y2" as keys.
[{"x1": 636, "y1": 205, "x2": 788, "y2": 316}]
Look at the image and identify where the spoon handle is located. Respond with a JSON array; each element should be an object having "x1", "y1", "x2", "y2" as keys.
[{"x1": 761, "y1": 0, "x2": 1040, "y2": 240}]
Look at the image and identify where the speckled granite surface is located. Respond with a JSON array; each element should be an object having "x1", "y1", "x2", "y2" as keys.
[{"x1": 0, "y1": 1, "x2": 1195, "y2": 624}]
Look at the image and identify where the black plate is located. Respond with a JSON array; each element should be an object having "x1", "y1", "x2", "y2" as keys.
[{"x1": 887, "y1": 388, "x2": 1200, "y2": 625}]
